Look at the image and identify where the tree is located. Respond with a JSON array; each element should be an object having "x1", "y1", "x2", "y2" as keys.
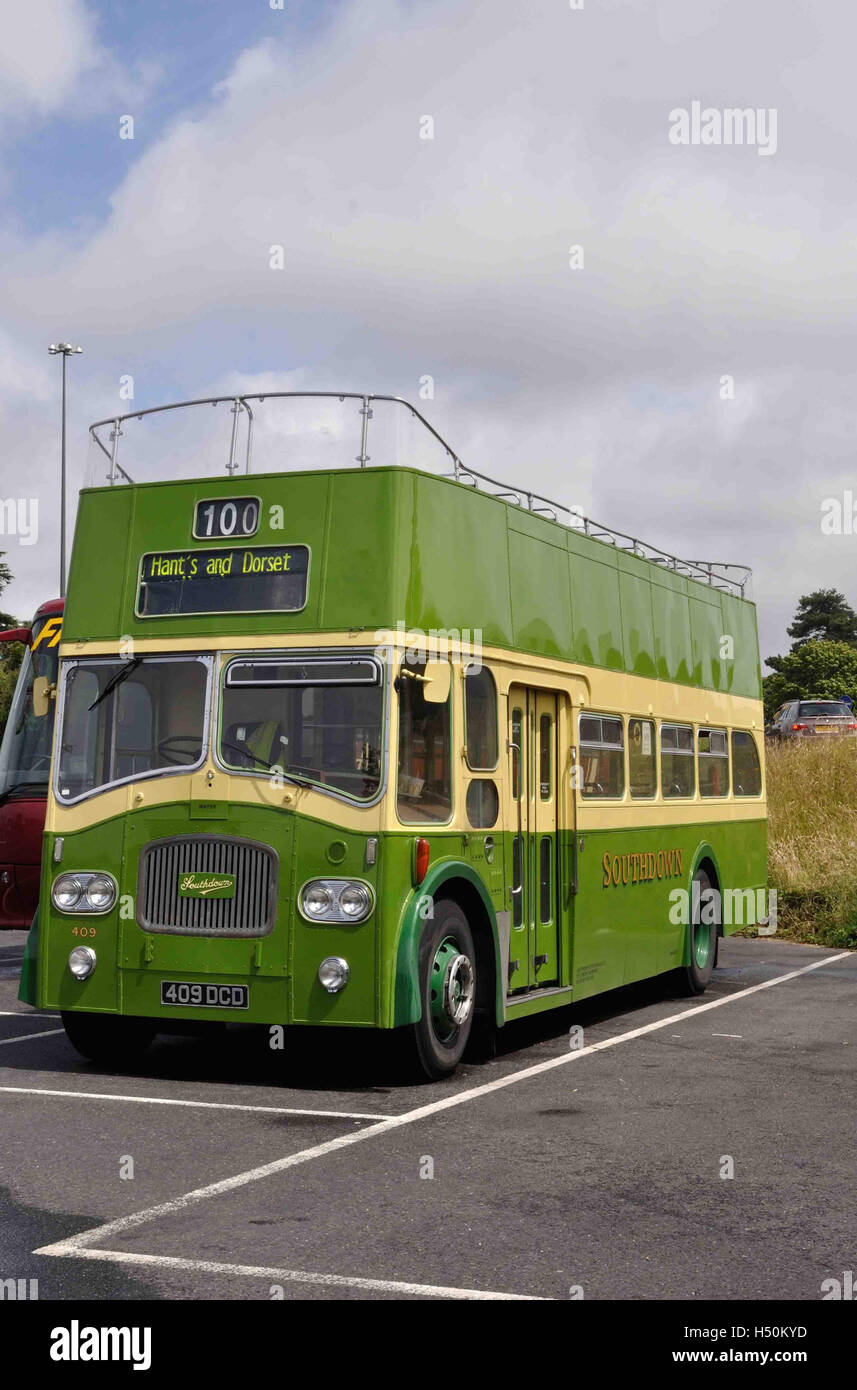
[
  {"x1": 762, "y1": 640, "x2": 857, "y2": 721},
  {"x1": 0, "y1": 642, "x2": 23, "y2": 738},
  {"x1": 786, "y1": 589, "x2": 857, "y2": 649},
  {"x1": 0, "y1": 552, "x2": 18, "y2": 737}
]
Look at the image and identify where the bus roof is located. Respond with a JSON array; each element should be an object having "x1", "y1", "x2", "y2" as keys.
[{"x1": 33, "y1": 598, "x2": 64, "y2": 622}]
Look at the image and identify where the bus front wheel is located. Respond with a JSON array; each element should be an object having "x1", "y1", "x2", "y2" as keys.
[
  {"x1": 407, "y1": 901, "x2": 477, "y2": 1081},
  {"x1": 61, "y1": 1011, "x2": 155, "y2": 1065},
  {"x1": 674, "y1": 867, "x2": 717, "y2": 996}
]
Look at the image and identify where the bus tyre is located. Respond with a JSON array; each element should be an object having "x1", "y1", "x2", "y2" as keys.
[
  {"x1": 674, "y1": 867, "x2": 716, "y2": 996},
  {"x1": 409, "y1": 901, "x2": 477, "y2": 1081},
  {"x1": 61, "y1": 1011, "x2": 155, "y2": 1065}
]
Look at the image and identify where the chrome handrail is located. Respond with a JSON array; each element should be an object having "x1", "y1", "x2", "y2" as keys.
[{"x1": 87, "y1": 392, "x2": 752, "y2": 598}]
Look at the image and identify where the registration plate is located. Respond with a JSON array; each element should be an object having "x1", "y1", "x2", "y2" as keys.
[{"x1": 160, "y1": 981, "x2": 248, "y2": 1010}]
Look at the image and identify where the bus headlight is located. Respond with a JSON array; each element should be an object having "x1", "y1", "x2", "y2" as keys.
[
  {"x1": 84, "y1": 875, "x2": 116, "y2": 911},
  {"x1": 318, "y1": 956, "x2": 349, "y2": 993},
  {"x1": 52, "y1": 871, "x2": 117, "y2": 914},
  {"x1": 303, "y1": 883, "x2": 335, "y2": 918},
  {"x1": 68, "y1": 945, "x2": 97, "y2": 980},
  {"x1": 299, "y1": 879, "x2": 374, "y2": 924},
  {"x1": 53, "y1": 875, "x2": 83, "y2": 911}
]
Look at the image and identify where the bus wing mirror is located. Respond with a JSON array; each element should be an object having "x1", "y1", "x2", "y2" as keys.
[
  {"x1": 32, "y1": 676, "x2": 55, "y2": 718},
  {"x1": 421, "y1": 662, "x2": 450, "y2": 704},
  {"x1": 0, "y1": 627, "x2": 32, "y2": 646}
]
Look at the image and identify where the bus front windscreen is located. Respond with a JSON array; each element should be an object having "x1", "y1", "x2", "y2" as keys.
[
  {"x1": 56, "y1": 656, "x2": 210, "y2": 802},
  {"x1": 219, "y1": 655, "x2": 383, "y2": 801},
  {"x1": 0, "y1": 624, "x2": 60, "y2": 799}
]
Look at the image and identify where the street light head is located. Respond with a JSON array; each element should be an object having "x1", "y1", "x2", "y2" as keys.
[{"x1": 48, "y1": 342, "x2": 83, "y2": 355}]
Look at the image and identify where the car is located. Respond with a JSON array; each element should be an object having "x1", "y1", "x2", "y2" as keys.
[{"x1": 766, "y1": 698, "x2": 857, "y2": 739}]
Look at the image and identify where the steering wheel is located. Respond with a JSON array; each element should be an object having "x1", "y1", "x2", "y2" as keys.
[{"x1": 157, "y1": 735, "x2": 203, "y2": 766}]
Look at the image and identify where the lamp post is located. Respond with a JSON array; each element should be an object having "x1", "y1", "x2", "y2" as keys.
[{"x1": 48, "y1": 343, "x2": 83, "y2": 597}]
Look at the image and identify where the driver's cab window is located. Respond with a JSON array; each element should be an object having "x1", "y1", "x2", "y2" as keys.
[
  {"x1": 114, "y1": 682, "x2": 153, "y2": 780},
  {"x1": 219, "y1": 657, "x2": 383, "y2": 801},
  {"x1": 397, "y1": 666, "x2": 452, "y2": 822}
]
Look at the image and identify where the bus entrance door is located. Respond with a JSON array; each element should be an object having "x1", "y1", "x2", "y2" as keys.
[{"x1": 507, "y1": 687, "x2": 559, "y2": 992}]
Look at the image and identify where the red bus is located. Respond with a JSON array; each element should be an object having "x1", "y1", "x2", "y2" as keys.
[{"x1": 0, "y1": 599, "x2": 63, "y2": 929}]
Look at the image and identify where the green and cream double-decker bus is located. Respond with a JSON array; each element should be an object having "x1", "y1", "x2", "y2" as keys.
[{"x1": 20, "y1": 393, "x2": 766, "y2": 1079}]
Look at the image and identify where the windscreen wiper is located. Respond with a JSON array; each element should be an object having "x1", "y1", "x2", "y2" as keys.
[
  {"x1": 219, "y1": 739, "x2": 314, "y2": 788},
  {"x1": 88, "y1": 658, "x2": 142, "y2": 712}
]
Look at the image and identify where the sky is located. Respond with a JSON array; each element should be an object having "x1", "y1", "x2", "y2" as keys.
[{"x1": 0, "y1": 0, "x2": 855, "y2": 666}]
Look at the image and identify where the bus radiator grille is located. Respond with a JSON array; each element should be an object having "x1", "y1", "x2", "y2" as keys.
[{"x1": 136, "y1": 835, "x2": 278, "y2": 937}]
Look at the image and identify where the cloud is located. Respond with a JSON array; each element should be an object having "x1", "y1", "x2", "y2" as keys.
[
  {"x1": 1, "y1": 0, "x2": 856, "y2": 664},
  {"x1": 0, "y1": 0, "x2": 99, "y2": 116},
  {"x1": 0, "y1": 0, "x2": 161, "y2": 127}
]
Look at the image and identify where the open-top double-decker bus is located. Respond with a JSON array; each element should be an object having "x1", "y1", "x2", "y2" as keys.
[
  {"x1": 20, "y1": 394, "x2": 765, "y2": 1078},
  {"x1": 0, "y1": 599, "x2": 63, "y2": 928}
]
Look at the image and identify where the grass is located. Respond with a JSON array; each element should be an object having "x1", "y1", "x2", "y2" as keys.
[{"x1": 763, "y1": 736, "x2": 857, "y2": 947}]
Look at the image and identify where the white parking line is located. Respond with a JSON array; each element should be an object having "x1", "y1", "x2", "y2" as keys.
[
  {"x1": 36, "y1": 949, "x2": 850, "y2": 1262},
  {"x1": 0, "y1": 1010, "x2": 59, "y2": 1018},
  {"x1": 0, "y1": 1086, "x2": 386, "y2": 1121},
  {"x1": 0, "y1": 1029, "x2": 64, "y2": 1047},
  {"x1": 49, "y1": 1247, "x2": 546, "y2": 1300}
]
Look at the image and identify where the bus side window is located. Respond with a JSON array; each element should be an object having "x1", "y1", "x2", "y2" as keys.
[
  {"x1": 628, "y1": 718, "x2": 656, "y2": 798},
  {"x1": 397, "y1": 670, "x2": 452, "y2": 822},
  {"x1": 579, "y1": 713, "x2": 624, "y2": 798},
  {"x1": 465, "y1": 778, "x2": 499, "y2": 829},
  {"x1": 661, "y1": 723, "x2": 695, "y2": 798},
  {"x1": 539, "y1": 713, "x2": 552, "y2": 799},
  {"x1": 511, "y1": 707, "x2": 523, "y2": 800},
  {"x1": 698, "y1": 727, "x2": 729, "y2": 798},
  {"x1": 464, "y1": 666, "x2": 498, "y2": 770},
  {"x1": 732, "y1": 730, "x2": 762, "y2": 796}
]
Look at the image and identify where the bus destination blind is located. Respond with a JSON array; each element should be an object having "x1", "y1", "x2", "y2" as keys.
[{"x1": 137, "y1": 545, "x2": 309, "y2": 616}]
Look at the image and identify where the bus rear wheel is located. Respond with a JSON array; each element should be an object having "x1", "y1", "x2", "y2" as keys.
[
  {"x1": 408, "y1": 901, "x2": 477, "y2": 1081},
  {"x1": 61, "y1": 1011, "x2": 155, "y2": 1065},
  {"x1": 674, "y1": 867, "x2": 716, "y2": 996}
]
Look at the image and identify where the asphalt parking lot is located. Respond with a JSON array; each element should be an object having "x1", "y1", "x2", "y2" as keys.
[{"x1": 0, "y1": 931, "x2": 853, "y2": 1301}]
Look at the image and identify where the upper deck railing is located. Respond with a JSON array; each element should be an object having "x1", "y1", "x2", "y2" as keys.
[{"x1": 87, "y1": 392, "x2": 752, "y2": 598}]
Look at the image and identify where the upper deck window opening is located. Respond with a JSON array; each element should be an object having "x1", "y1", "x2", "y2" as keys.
[{"x1": 220, "y1": 654, "x2": 384, "y2": 803}]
